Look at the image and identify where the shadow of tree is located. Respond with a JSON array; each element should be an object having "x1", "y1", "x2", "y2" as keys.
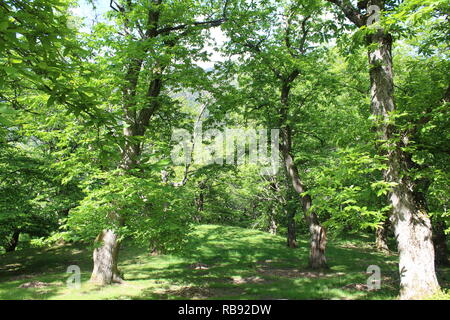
[
  {"x1": 128, "y1": 225, "x2": 403, "y2": 300},
  {"x1": 1, "y1": 225, "x2": 448, "y2": 300}
]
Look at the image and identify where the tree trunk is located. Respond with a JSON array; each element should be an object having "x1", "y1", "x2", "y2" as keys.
[
  {"x1": 280, "y1": 128, "x2": 327, "y2": 267},
  {"x1": 368, "y1": 27, "x2": 440, "y2": 299},
  {"x1": 5, "y1": 230, "x2": 20, "y2": 252},
  {"x1": 325, "y1": 0, "x2": 440, "y2": 300},
  {"x1": 269, "y1": 208, "x2": 278, "y2": 235},
  {"x1": 90, "y1": 124, "x2": 138, "y2": 285},
  {"x1": 90, "y1": 229, "x2": 123, "y2": 285},
  {"x1": 375, "y1": 217, "x2": 390, "y2": 253},
  {"x1": 432, "y1": 219, "x2": 449, "y2": 267},
  {"x1": 285, "y1": 192, "x2": 297, "y2": 248},
  {"x1": 307, "y1": 211, "x2": 327, "y2": 269},
  {"x1": 197, "y1": 191, "x2": 204, "y2": 212},
  {"x1": 279, "y1": 80, "x2": 327, "y2": 267},
  {"x1": 195, "y1": 180, "x2": 206, "y2": 222},
  {"x1": 150, "y1": 247, "x2": 161, "y2": 256}
]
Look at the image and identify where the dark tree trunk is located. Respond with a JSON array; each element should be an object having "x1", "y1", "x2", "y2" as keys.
[
  {"x1": 375, "y1": 217, "x2": 390, "y2": 253},
  {"x1": 195, "y1": 181, "x2": 206, "y2": 218},
  {"x1": 150, "y1": 247, "x2": 161, "y2": 256},
  {"x1": 287, "y1": 222, "x2": 297, "y2": 248},
  {"x1": 193, "y1": 185, "x2": 205, "y2": 223},
  {"x1": 5, "y1": 230, "x2": 20, "y2": 252},
  {"x1": 307, "y1": 211, "x2": 327, "y2": 269},
  {"x1": 279, "y1": 80, "x2": 327, "y2": 267},
  {"x1": 432, "y1": 219, "x2": 449, "y2": 267},
  {"x1": 285, "y1": 191, "x2": 297, "y2": 248},
  {"x1": 197, "y1": 191, "x2": 204, "y2": 212}
]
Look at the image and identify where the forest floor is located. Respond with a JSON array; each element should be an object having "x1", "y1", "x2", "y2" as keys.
[{"x1": 0, "y1": 224, "x2": 449, "y2": 300}]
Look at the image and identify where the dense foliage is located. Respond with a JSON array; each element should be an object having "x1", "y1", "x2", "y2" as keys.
[{"x1": 0, "y1": 0, "x2": 448, "y2": 299}]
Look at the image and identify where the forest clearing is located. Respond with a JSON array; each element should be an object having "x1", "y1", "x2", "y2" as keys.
[{"x1": 0, "y1": 0, "x2": 449, "y2": 302}]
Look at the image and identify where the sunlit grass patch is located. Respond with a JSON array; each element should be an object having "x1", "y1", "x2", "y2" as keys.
[{"x1": 1, "y1": 224, "x2": 447, "y2": 300}]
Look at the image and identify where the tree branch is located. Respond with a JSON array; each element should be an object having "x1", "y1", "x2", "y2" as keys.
[
  {"x1": 156, "y1": 0, "x2": 230, "y2": 36},
  {"x1": 326, "y1": 0, "x2": 365, "y2": 27}
]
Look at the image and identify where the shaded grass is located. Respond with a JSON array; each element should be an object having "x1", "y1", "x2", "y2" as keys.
[{"x1": 0, "y1": 224, "x2": 449, "y2": 300}]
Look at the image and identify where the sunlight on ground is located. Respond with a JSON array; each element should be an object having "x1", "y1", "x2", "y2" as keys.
[{"x1": 1, "y1": 225, "x2": 449, "y2": 300}]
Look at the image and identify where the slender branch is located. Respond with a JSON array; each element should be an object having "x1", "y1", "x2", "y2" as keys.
[
  {"x1": 172, "y1": 104, "x2": 208, "y2": 187},
  {"x1": 156, "y1": 0, "x2": 229, "y2": 36}
]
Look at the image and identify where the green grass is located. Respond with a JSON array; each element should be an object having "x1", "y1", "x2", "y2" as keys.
[{"x1": 0, "y1": 224, "x2": 449, "y2": 300}]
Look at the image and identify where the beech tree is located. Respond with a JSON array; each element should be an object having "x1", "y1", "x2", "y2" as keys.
[
  {"x1": 325, "y1": 0, "x2": 443, "y2": 299},
  {"x1": 220, "y1": 0, "x2": 332, "y2": 268},
  {"x1": 73, "y1": 0, "x2": 236, "y2": 285},
  {"x1": 1, "y1": 0, "x2": 448, "y2": 300}
]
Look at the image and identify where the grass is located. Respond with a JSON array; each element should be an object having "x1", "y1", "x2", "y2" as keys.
[{"x1": 0, "y1": 224, "x2": 449, "y2": 300}]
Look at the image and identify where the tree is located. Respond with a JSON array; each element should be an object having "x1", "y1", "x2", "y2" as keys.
[
  {"x1": 71, "y1": 0, "x2": 233, "y2": 285},
  {"x1": 0, "y1": 0, "x2": 102, "y2": 121},
  {"x1": 326, "y1": 0, "x2": 441, "y2": 299},
  {"x1": 0, "y1": 142, "x2": 81, "y2": 252},
  {"x1": 221, "y1": 0, "x2": 330, "y2": 268}
]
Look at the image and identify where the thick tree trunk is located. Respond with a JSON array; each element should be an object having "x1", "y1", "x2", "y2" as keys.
[
  {"x1": 326, "y1": 0, "x2": 440, "y2": 299},
  {"x1": 5, "y1": 230, "x2": 20, "y2": 252},
  {"x1": 90, "y1": 123, "x2": 138, "y2": 285},
  {"x1": 432, "y1": 219, "x2": 449, "y2": 267},
  {"x1": 307, "y1": 211, "x2": 327, "y2": 269},
  {"x1": 90, "y1": 229, "x2": 123, "y2": 285},
  {"x1": 375, "y1": 218, "x2": 390, "y2": 252},
  {"x1": 368, "y1": 28, "x2": 439, "y2": 299},
  {"x1": 390, "y1": 196, "x2": 439, "y2": 299},
  {"x1": 90, "y1": 141, "x2": 132, "y2": 285}
]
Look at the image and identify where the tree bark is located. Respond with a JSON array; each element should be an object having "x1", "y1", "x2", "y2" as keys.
[
  {"x1": 326, "y1": 0, "x2": 440, "y2": 299},
  {"x1": 367, "y1": 22, "x2": 439, "y2": 299},
  {"x1": 285, "y1": 190, "x2": 297, "y2": 248},
  {"x1": 432, "y1": 218, "x2": 449, "y2": 267},
  {"x1": 269, "y1": 207, "x2": 278, "y2": 235},
  {"x1": 90, "y1": 124, "x2": 136, "y2": 285},
  {"x1": 307, "y1": 211, "x2": 327, "y2": 269},
  {"x1": 375, "y1": 217, "x2": 390, "y2": 252},
  {"x1": 90, "y1": 229, "x2": 123, "y2": 285},
  {"x1": 279, "y1": 80, "x2": 327, "y2": 267},
  {"x1": 5, "y1": 230, "x2": 20, "y2": 252}
]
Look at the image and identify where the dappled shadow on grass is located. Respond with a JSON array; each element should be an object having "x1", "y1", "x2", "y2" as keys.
[
  {"x1": 0, "y1": 244, "x2": 93, "y2": 300},
  {"x1": 0, "y1": 282, "x2": 60, "y2": 300},
  {"x1": 125, "y1": 225, "x2": 402, "y2": 300},
  {"x1": 1, "y1": 224, "x2": 447, "y2": 300},
  {"x1": 0, "y1": 244, "x2": 92, "y2": 277}
]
